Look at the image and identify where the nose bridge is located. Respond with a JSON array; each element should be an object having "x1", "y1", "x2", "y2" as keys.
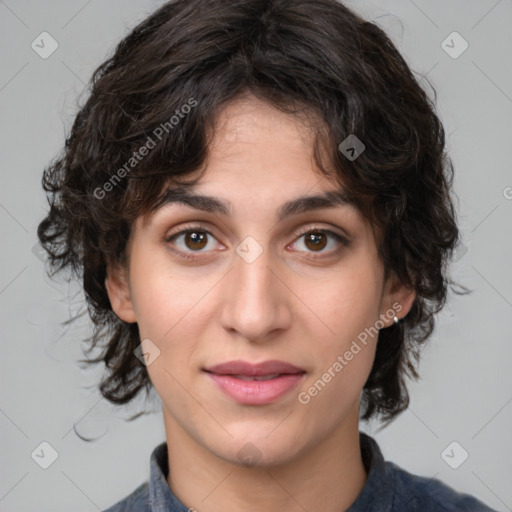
[{"x1": 220, "y1": 240, "x2": 290, "y2": 341}]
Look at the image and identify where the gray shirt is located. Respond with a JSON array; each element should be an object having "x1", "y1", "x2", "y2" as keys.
[{"x1": 103, "y1": 432, "x2": 497, "y2": 511}]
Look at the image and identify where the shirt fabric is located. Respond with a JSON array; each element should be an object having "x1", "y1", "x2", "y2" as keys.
[{"x1": 103, "y1": 432, "x2": 497, "y2": 511}]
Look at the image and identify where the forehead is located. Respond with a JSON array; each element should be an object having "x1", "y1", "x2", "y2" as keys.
[
  {"x1": 141, "y1": 95, "x2": 364, "y2": 228},
  {"x1": 179, "y1": 96, "x2": 348, "y2": 205},
  {"x1": 211, "y1": 94, "x2": 318, "y2": 143},
  {"x1": 207, "y1": 94, "x2": 328, "y2": 177}
]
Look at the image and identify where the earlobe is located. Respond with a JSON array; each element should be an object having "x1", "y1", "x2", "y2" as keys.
[
  {"x1": 105, "y1": 264, "x2": 137, "y2": 323},
  {"x1": 392, "y1": 284, "x2": 416, "y2": 322},
  {"x1": 383, "y1": 273, "x2": 416, "y2": 326}
]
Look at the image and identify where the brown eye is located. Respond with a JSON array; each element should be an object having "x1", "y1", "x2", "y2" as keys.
[
  {"x1": 182, "y1": 230, "x2": 208, "y2": 251},
  {"x1": 303, "y1": 231, "x2": 328, "y2": 252},
  {"x1": 290, "y1": 227, "x2": 349, "y2": 258},
  {"x1": 165, "y1": 225, "x2": 218, "y2": 260}
]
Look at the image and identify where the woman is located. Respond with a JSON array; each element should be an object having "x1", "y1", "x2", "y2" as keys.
[{"x1": 37, "y1": 0, "x2": 497, "y2": 510}]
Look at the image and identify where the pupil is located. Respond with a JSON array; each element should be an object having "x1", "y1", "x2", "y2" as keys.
[
  {"x1": 306, "y1": 232, "x2": 326, "y2": 251},
  {"x1": 186, "y1": 231, "x2": 207, "y2": 250}
]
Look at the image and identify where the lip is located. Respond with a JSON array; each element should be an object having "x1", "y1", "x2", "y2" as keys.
[
  {"x1": 205, "y1": 373, "x2": 306, "y2": 405},
  {"x1": 203, "y1": 359, "x2": 306, "y2": 405},
  {"x1": 204, "y1": 359, "x2": 305, "y2": 376}
]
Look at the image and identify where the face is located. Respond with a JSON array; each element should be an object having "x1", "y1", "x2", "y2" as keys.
[{"x1": 106, "y1": 94, "x2": 414, "y2": 468}]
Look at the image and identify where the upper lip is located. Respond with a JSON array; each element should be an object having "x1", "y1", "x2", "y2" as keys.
[{"x1": 204, "y1": 359, "x2": 306, "y2": 376}]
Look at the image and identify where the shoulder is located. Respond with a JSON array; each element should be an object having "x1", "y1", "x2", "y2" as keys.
[
  {"x1": 102, "y1": 481, "x2": 150, "y2": 512},
  {"x1": 387, "y1": 461, "x2": 497, "y2": 511}
]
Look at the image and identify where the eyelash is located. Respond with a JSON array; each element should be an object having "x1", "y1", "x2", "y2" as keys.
[{"x1": 164, "y1": 223, "x2": 350, "y2": 261}]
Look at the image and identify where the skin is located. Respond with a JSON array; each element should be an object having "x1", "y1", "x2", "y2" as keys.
[{"x1": 105, "y1": 94, "x2": 416, "y2": 512}]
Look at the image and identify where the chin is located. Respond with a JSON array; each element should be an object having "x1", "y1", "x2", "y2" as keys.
[{"x1": 211, "y1": 430, "x2": 305, "y2": 469}]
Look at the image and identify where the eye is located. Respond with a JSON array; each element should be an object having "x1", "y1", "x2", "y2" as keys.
[
  {"x1": 289, "y1": 227, "x2": 349, "y2": 258},
  {"x1": 164, "y1": 224, "x2": 219, "y2": 260},
  {"x1": 164, "y1": 224, "x2": 350, "y2": 261}
]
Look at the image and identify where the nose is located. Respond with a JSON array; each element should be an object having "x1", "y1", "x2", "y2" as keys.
[{"x1": 219, "y1": 248, "x2": 292, "y2": 343}]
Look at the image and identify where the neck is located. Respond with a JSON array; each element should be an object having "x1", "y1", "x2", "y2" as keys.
[{"x1": 164, "y1": 405, "x2": 367, "y2": 512}]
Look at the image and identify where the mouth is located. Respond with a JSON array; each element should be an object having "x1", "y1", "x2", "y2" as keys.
[
  {"x1": 203, "y1": 359, "x2": 306, "y2": 377},
  {"x1": 211, "y1": 373, "x2": 291, "y2": 381},
  {"x1": 203, "y1": 360, "x2": 306, "y2": 405}
]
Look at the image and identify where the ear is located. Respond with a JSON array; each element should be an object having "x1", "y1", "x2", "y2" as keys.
[
  {"x1": 380, "y1": 271, "x2": 416, "y2": 327},
  {"x1": 105, "y1": 263, "x2": 137, "y2": 323}
]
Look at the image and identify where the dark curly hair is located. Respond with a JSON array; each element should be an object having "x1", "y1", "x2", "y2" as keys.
[{"x1": 37, "y1": 0, "x2": 466, "y2": 426}]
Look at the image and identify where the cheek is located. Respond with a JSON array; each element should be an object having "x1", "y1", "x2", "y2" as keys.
[
  {"x1": 300, "y1": 254, "x2": 383, "y2": 393},
  {"x1": 299, "y1": 302, "x2": 378, "y2": 423},
  {"x1": 296, "y1": 324, "x2": 377, "y2": 439},
  {"x1": 310, "y1": 258, "x2": 383, "y2": 338},
  {"x1": 128, "y1": 251, "x2": 202, "y2": 341},
  {"x1": 129, "y1": 260, "x2": 216, "y2": 376}
]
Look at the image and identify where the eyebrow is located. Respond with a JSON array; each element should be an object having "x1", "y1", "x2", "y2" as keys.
[{"x1": 154, "y1": 186, "x2": 355, "y2": 222}]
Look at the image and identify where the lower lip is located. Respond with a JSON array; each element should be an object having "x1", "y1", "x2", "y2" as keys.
[{"x1": 205, "y1": 372, "x2": 305, "y2": 405}]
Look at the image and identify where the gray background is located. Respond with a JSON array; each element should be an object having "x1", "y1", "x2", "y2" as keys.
[{"x1": 1, "y1": 0, "x2": 511, "y2": 510}]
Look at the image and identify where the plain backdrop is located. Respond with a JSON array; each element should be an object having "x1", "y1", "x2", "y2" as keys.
[{"x1": 1, "y1": 0, "x2": 511, "y2": 511}]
